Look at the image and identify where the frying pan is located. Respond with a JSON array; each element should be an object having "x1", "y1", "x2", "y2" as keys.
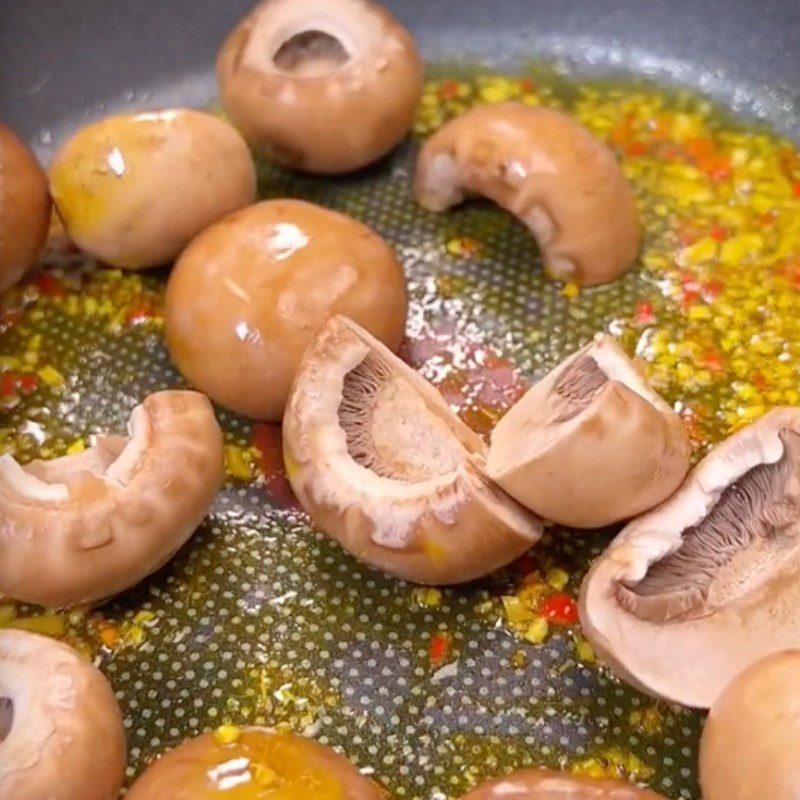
[{"x1": 2, "y1": 1, "x2": 799, "y2": 798}]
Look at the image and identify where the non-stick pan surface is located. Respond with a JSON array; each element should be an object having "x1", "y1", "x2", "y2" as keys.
[{"x1": 2, "y1": 2, "x2": 800, "y2": 799}]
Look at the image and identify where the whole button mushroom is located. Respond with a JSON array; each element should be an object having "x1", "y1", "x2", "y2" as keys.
[
  {"x1": 487, "y1": 334, "x2": 691, "y2": 528},
  {"x1": 217, "y1": 0, "x2": 424, "y2": 174},
  {"x1": 700, "y1": 650, "x2": 800, "y2": 800},
  {"x1": 283, "y1": 316, "x2": 542, "y2": 584},
  {"x1": 580, "y1": 407, "x2": 800, "y2": 708},
  {"x1": 0, "y1": 630, "x2": 126, "y2": 800},
  {"x1": 49, "y1": 109, "x2": 256, "y2": 269},
  {"x1": 459, "y1": 769, "x2": 668, "y2": 800},
  {"x1": 126, "y1": 727, "x2": 384, "y2": 800},
  {"x1": 0, "y1": 123, "x2": 51, "y2": 293},
  {"x1": 415, "y1": 103, "x2": 641, "y2": 286},
  {"x1": 0, "y1": 391, "x2": 224, "y2": 607},
  {"x1": 165, "y1": 199, "x2": 408, "y2": 421}
]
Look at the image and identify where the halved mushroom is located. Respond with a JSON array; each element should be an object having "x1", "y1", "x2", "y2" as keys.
[
  {"x1": 0, "y1": 391, "x2": 224, "y2": 607},
  {"x1": 414, "y1": 103, "x2": 641, "y2": 286},
  {"x1": 700, "y1": 650, "x2": 800, "y2": 800},
  {"x1": 283, "y1": 316, "x2": 543, "y2": 584},
  {"x1": 0, "y1": 629, "x2": 126, "y2": 800},
  {"x1": 486, "y1": 335, "x2": 691, "y2": 528},
  {"x1": 0, "y1": 123, "x2": 51, "y2": 293},
  {"x1": 579, "y1": 407, "x2": 800, "y2": 708},
  {"x1": 217, "y1": 0, "x2": 424, "y2": 174},
  {"x1": 126, "y1": 727, "x2": 384, "y2": 800},
  {"x1": 459, "y1": 768, "x2": 667, "y2": 800}
]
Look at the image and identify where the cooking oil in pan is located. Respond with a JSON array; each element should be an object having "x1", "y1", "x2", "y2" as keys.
[{"x1": 3, "y1": 67, "x2": 800, "y2": 799}]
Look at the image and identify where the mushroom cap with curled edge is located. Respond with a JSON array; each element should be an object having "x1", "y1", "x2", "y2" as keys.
[
  {"x1": 414, "y1": 103, "x2": 641, "y2": 286},
  {"x1": 486, "y1": 335, "x2": 691, "y2": 529},
  {"x1": 216, "y1": 0, "x2": 423, "y2": 174},
  {"x1": 459, "y1": 768, "x2": 668, "y2": 800},
  {"x1": 0, "y1": 123, "x2": 51, "y2": 293},
  {"x1": 282, "y1": 315, "x2": 543, "y2": 584},
  {"x1": 579, "y1": 407, "x2": 800, "y2": 708},
  {"x1": 126, "y1": 727, "x2": 384, "y2": 800},
  {"x1": 0, "y1": 390, "x2": 223, "y2": 607},
  {"x1": 700, "y1": 650, "x2": 800, "y2": 800},
  {"x1": 0, "y1": 629, "x2": 126, "y2": 800},
  {"x1": 49, "y1": 108, "x2": 256, "y2": 269}
]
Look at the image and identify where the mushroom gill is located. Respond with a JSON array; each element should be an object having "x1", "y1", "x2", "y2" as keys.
[
  {"x1": 619, "y1": 430, "x2": 800, "y2": 623},
  {"x1": 283, "y1": 315, "x2": 542, "y2": 584},
  {"x1": 0, "y1": 696, "x2": 12, "y2": 742},
  {"x1": 579, "y1": 407, "x2": 800, "y2": 708},
  {"x1": 552, "y1": 353, "x2": 608, "y2": 423},
  {"x1": 339, "y1": 350, "x2": 465, "y2": 481}
]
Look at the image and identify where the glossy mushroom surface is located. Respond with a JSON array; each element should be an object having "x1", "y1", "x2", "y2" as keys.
[
  {"x1": 50, "y1": 108, "x2": 255, "y2": 269},
  {"x1": 487, "y1": 335, "x2": 691, "y2": 528},
  {"x1": 165, "y1": 199, "x2": 408, "y2": 421},
  {"x1": 126, "y1": 727, "x2": 384, "y2": 800},
  {"x1": 0, "y1": 629, "x2": 126, "y2": 800},
  {"x1": 0, "y1": 390, "x2": 223, "y2": 607},
  {"x1": 700, "y1": 650, "x2": 800, "y2": 800},
  {"x1": 415, "y1": 103, "x2": 641, "y2": 286},
  {"x1": 0, "y1": 123, "x2": 51, "y2": 293},
  {"x1": 580, "y1": 407, "x2": 800, "y2": 707},
  {"x1": 217, "y1": 0, "x2": 423, "y2": 173},
  {"x1": 460, "y1": 768, "x2": 667, "y2": 800},
  {"x1": 283, "y1": 315, "x2": 542, "y2": 584}
]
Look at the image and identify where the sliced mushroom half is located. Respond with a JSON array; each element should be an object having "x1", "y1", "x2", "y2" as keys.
[
  {"x1": 414, "y1": 103, "x2": 641, "y2": 286},
  {"x1": 0, "y1": 391, "x2": 224, "y2": 607},
  {"x1": 486, "y1": 335, "x2": 691, "y2": 528},
  {"x1": 283, "y1": 316, "x2": 543, "y2": 584},
  {"x1": 579, "y1": 407, "x2": 800, "y2": 708}
]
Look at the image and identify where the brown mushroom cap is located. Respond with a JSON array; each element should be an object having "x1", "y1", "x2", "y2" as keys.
[
  {"x1": 0, "y1": 124, "x2": 51, "y2": 293},
  {"x1": 0, "y1": 630, "x2": 126, "y2": 800},
  {"x1": 579, "y1": 407, "x2": 800, "y2": 708},
  {"x1": 49, "y1": 108, "x2": 255, "y2": 269},
  {"x1": 126, "y1": 727, "x2": 384, "y2": 800},
  {"x1": 0, "y1": 390, "x2": 223, "y2": 607},
  {"x1": 415, "y1": 103, "x2": 641, "y2": 286},
  {"x1": 700, "y1": 650, "x2": 800, "y2": 800},
  {"x1": 459, "y1": 768, "x2": 667, "y2": 800},
  {"x1": 283, "y1": 315, "x2": 542, "y2": 584},
  {"x1": 217, "y1": 0, "x2": 423, "y2": 174},
  {"x1": 165, "y1": 199, "x2": 408, "y2": 421},
  {"x1": 487, "y1": 335, "x2": 691, "y2": 528}
]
